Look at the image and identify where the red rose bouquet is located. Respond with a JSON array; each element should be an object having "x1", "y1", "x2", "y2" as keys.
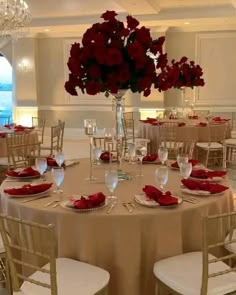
[
  {"x1": 65, "y1": 10, "x2": 171, "y2": 97},
  {"x1": 159, "y1": 56, "x2": 205, "y2": 89}
]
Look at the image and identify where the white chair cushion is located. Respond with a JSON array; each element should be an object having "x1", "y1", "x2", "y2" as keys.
[
  {"x1": 224, "y1": 229, "x2": 236, "y2": 254},
  {"x1": 153, "y1": 252, "x2": 236, "y2": 295},
  {"x1": 196, "y1": 142, "x2": 223, "y2": 149},
  {"x1": 225, "y1": 138, "x2": 236, "y2": 145},
  {"x1": 18, "y1": 257, "x2": 109, "y2": 295}
]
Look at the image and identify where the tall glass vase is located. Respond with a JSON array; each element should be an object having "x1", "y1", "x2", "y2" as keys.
[{"x1": 111, "y1": 89, "x2": 127, "y2": 167}]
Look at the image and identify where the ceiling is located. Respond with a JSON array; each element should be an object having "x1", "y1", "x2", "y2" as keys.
[{"x1": 26, "y1": 0, "x2": 236, "y2": 36}]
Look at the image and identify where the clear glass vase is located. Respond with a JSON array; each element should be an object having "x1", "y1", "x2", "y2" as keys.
[{"x1": 111, "y1": 89, "x2": 127, "y2": 166}]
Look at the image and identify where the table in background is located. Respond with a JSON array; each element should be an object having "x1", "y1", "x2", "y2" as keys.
[{"x1": 0, "y1": 159, "x2": 233, "y2": 295}]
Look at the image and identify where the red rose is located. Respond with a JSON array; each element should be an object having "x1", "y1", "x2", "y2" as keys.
[
  {"x1": 64, "y1": 81, "x2": 77, "y2": 96},
  {"x1": 105, "y1": 48, "x2": 123, "y2": 66},
  {"x1": 101, "y1": 10, "x2": 117, "y2": 21},
  {"x1": 135, "y1": 26, "x2": 152, "y2": 44},
  {"x1": 128, "y1": 41, "x2": 144, "y2": 59},
  {"x1": 70, "y1": 42, "x2": 81, "y2": 57},
  {"x1": 127, "y1": 15, "x2": 139, "y2": 30},
  {"x1": 88, "y1": 64, "x2": 101, "y2": 79},
  {"x1": 85, "y1": 81, "x2": 102, "y2": 95}
]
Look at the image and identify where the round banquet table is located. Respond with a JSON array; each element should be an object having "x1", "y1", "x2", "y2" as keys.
[
  {"x1": 0, "y1": 159, "x2": 234, "y2": 295},
  {"x1": 0, "y1": 129, "x2": 39, "y2": 157},
  {"x1": 139, "y1": 121, "x2": 231, "y2": 153}
]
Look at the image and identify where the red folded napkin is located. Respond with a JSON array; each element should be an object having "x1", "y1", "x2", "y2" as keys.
[
  {"x1": 178, "y1": 122, "x2": 186, "y2": 127},
  {"x1": 212, "y1": 117, "x2": 230, "y2": 123},
  {"x1": 4, "y1": 183, "x2": 53, "y2": 196},
  {"x1": 188, "y1": 115, "x2": 199, "y2": 119},
  {"x1": 7, "y1": 167, "x2": 40, "y2": 177},
  {"x1": 181, "y1": 179, "x2": 228, "y2": 194},
  {"x1": 100, "y1": 151, "x2": 112, "y2": 162},
  {"x1": 0, "y1": 133, "x2": 6, "y2": 138},
  {"x1": 171, "y1": 159, "x2": 200, "y2": 169},
  {"x1": 197, "y1": 122, "x2": 207, "y2": 127},
  {"x1": 142, "y1": 185, "x2": 178, "y2": 205},
  {"x1": 71, "y1": 192, "x2": 106, "y2": 209},
  {"x1": 139, "y1": 118, "x2": 157, "y2": 124},
  {"x1": 14, "y1": 125, "x2": 26, "y2": 132},
  {"x1": 46, "y1": 157, "x2": 65, "y2": 167},
  {"x1": 191, "y1": 169, "x2": 226, "y2": 179},
  {"x1": 4, "y1": 124, "x2": 14, "y2": 129},
  {"x1": 143, "y1": 153, "x2": 158, "y2": 162}
]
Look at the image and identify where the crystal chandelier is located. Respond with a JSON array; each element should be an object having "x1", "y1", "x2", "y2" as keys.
[{"x1": 0, "y1": 0, "x2": 31, "y2": 45}]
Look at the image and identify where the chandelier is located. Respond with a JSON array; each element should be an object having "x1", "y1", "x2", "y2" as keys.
[{"x1": 0, "y1": 0, "x2": 31, "y2": 44}]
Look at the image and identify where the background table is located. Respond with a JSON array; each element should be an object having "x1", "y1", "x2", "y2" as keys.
[
  {"x1": 139, "y1": 121, "x2": 231, "y2": 153},
  {"x1": 0, "y1": 159, "x2": 233, "y2": 295}
]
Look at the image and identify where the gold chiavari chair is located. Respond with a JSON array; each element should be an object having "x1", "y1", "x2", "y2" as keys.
[
  {"x1": 0, "y1": 214, "x2": 110, "y2": 295},
  {"x1": 32, "y1": 117, "x2": 46, "y2": 144},
  {"x1": 40, "y1": 124, "x2": 61, "y2": 157},
  {"x1": 58, "y1": 120, "x2": 65, "y2": 152},
  {"x1": 0, "y1": 116, "x2": 10, "y2": 126},
  {"x1": 123, "y1": 112, "x2": 134, "y2": 121},
  {"x1": 196, "y1": 123, "x2": 227, "y2": 168},
  {"x1": 158, "y1": 122, "x2": 178, "y2": 159},
  {"x1": 175, "y1": 139, "x2": 196, "y2": 159},
  {"x1": 153, "y1": 211, "x2": 236, "y2": 295}
]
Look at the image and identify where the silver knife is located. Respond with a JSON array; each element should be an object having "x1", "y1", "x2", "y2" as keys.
[{"x1": 106, "y1": 201, "x2": 117, "y2": 214}]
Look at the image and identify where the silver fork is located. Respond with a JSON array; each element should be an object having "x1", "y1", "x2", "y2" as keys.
[
  {"x1": 182, "y1": 196, "x2": 199, "y2": 204},
  {"x1": 122, "y1": 202, "x2": 134, "y2": 213}
]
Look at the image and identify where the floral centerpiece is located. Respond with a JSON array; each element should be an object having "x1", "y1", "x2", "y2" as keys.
[{"x1": 64, "y1": 10, "x2": 171, "y2": 97}]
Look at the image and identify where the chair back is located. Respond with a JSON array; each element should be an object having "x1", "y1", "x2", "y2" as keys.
[
  {"x1": 208, "y1": 123, "x2": 227, "y2": 145},
  {"x1": 175, "y1": 140, "x2": 196, "y2": 159},
  {"x1": 58, "y1": 120, "x2": 65, "y2": 152},
  {"x1": 0, "y1": 214, "x2": 58, "y2": 295},
  {"x1": 201, "y1": 211, "x2": 236, "y2": 294},
  {"x1": 32, "y1": 117, "x2": 46, "y2": 144},
  {"x1": 159, "y1": 122, "x2": 178, "y2": 159},
  {"x1": 49, "y1": 125, "x2": 61, "y2": 155},
  {"x1": 193, "y1": 109, "x2": 210, "y2": 117},
  {"x1": 0, "y1": 116, "x2": 10, "y2": 126},
  {"x1": 6, "y1": 133, "x2": 30, "y2": 168},
  {"x1": 123, "y1": 112, "x2": 134, "y2": 120}
]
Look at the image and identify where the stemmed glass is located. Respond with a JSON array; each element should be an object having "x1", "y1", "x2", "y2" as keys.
[
  {"x1": 35, "y1": 158, "x2": 47, "y2": 182},
  {"x1": 155, "y1": 166, "x2": 169, "y2": 192},
  {"x1": 158, "y1": 147, "x2": 168, "y2": 165},
  {"x1": 180, "y1": 162, "x2": 192, "y2": 179},
  {"x1": 177, "y1": 153, "x2": 189, "y2": 168},
  {"x1": 105, "y1": 169, "x2": 118, "y2": 200},
  {"x1": 135, "y1": 142, "x2": 147, "y2": 177},
  {"x1": 127, "y1": 143, "x2": 136, "y2": 164},
  {"x1": 52, "y1": 167, "x2": 65, "y2": 194},
  {"x1": 93, "y1": 147, "x2": 103, "y2": 165},
  {"x1": 55, "y1": 151, "x2": 65, "y2": 167}
]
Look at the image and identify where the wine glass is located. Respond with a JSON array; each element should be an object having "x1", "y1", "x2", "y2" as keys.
[
  {"x1": 155, "y1": 166, "x2": 168, "y2": 192},
  {"x1": 177, "y1": 153, "x2": 189, "y2": 168},
  {"x1": 158, "y1": 146, "x2": 168, "y2": 165},
  {"x1": 127, "y1": 143, "x2": 136, "y2": 164},
  {"x1": 35, "y1": 158, "x2": 47, "y2": 181},
  {"x1": 52, "y1": 167, "x2": 65, "y2": 194},
  {"x1": 105, "y1": 169, "x2": 118, "y2": 199},
  {"x1": 93, "y1": 147, "x2": 103, "y2": 165},
  {"x1": 55, "y1": 151, "x2": 65, "y2": 167},
  {"x1": 135, "y1": 142, "x2": 147, "y2": 177},
  {"x1": 180, "y1": 162, "x2": 192, "y2": 179}
]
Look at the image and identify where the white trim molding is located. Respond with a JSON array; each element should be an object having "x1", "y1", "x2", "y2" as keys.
[{"x1": 195, "y1": 32, "x2": 236, "y2": 107}]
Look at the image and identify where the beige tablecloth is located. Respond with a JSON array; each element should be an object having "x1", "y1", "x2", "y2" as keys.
[
  {"x1": 0, "y1": 159, "x2": 233, "y2": 295},
  {"x1": 0, "y1": 130, "x2": 39, "y2": 157},
  {"x1": 139, "y1": 122, "x2": 231, "y2": 153}
]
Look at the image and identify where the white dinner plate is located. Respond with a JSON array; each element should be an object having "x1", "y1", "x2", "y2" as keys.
[
  {"x1": 4, "y1": 187, "x2": 52, "y2": 198},
  {"x1": 134, "y1": 194, "x2": 183, "y2": 208},
  {"x1": 6, "y1": 167, "x2": 41, "y2": 180},
  {"x1": 60, "y1": 198, "x2": 110, "y2": 212},
  {"x1": 181, "y1": 187, "x2": 225, "y2": 196},
  {"x1": 189, "y1": 176, "x2": 224, "y2": 183}
]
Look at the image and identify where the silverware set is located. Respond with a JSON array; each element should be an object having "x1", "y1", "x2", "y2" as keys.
[
  {"x1": 106, "y1": 201, "x2": 117, "y2": 214},
  {"x1": 122, "y1": 202, "x2": 136, "y2": 213},
  {"x1": 182, "y1": 196, "x2": 199, "y2": 204},
  {"x1": 44, "y1": 200, "x2": 60, "y2": 208}
]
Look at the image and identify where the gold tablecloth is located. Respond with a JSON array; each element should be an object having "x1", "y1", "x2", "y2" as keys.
[{"x1": 0, "y1": 159, "x2": 233, "y2": 295}]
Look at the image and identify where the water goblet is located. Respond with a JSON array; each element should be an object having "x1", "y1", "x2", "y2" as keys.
[
  {"x1": 55, "y1": 151, "x2": 65, "y2": 167},
  {"x1": 105, "y1": 169, "x2": 118, "y2": 200},
  {"x1": 177, "y1": 153, "x2": 189, "y2": 168},
  {"x1": 135, "y1": 142, "x2": 147, "y2": 177},
  {"x1": 35, "y1": 158, "x2": 47, "y2": 181},
  {"x1": 127, "y1": 143, "x2": 136, "y2": 165},
  {"x1": 180, "y1": 162, "x2": 192, "y2": 179},
  {"x1": 93, "y1": 147, "x2": 103, "y2": 165},
  {"x1": 155, "y1": 166, "x2": 169, "y2": 192},
  {"x1": 52, "y1": 167, "x2": 64, "y2": 194},
  {"x1": 158, "y1": 147, "x2": 168, "y2": 165}
]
